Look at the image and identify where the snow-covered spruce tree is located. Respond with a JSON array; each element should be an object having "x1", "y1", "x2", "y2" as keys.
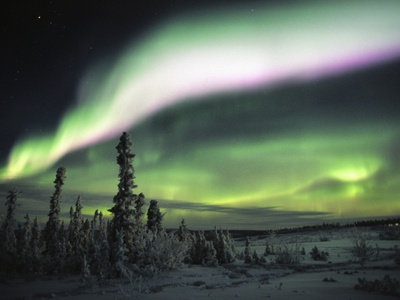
[
  {"x1": 190, "y1": 231, "x2": 208, "y2": 264},
  {"x1": 81, "y1": 255, "x2": 92, "y2": 286},
  {"x1": 96, "y1": 211, "x2": 110, "y2": 279},
  {"x1": 211, "y1": 227, "x2": 235, "y2": 264},
  {"x1": 177, "y1": 219, "x2": 190, "y2": 242},
  {"x1": 17, "y1": 213, "x2": 32, "y2": 271},
  {"x1": 67, "y1": 195, "x2": 84, "y2": 272},
  {"x1": 220, "y1": 229, "x2": 236, "y2": 263},
  {"x1": 147, "y1": 199, "x2": 164, "y2": 233},
  {"x1": 0, "y1": 188, "x2": 19, "y2": 271},
  {"x1": 244, "y1": 237, "x2": 252, "y2": 264},
  {"x1": 202, "y1": 241, "x2": 218, "y2": 267},
  {"x1": 44, "y1": 167, "x2": 66, "y2": 268},
  {"x1": 212, "y1": 227, "x2": 227, "y2": 264},
  {"x1": 93, "y1": 209, "x2": 99, "y2": 230},
  {"x1": 80, "y1": 219, "x2": 91, "y2": 256},
  {"x1": 31, "y1": 217, "x2": 43, "y2": 272},
  {"x1": 176, "y1": 219, "x2": 193, "y2": 264},
  {"x1": 108, "y1": 132, "x2": 137, "y2": 263},
  {"x1": 57, "y1": 221, "x2": 68, "y2": 273},
  {"x1": 87, "y1": 210, "x2": 101, "y2": 275},
  {"x1": 252, "y1": 250, "x2": 260, "y2": 264},
  {"x1": 224, "y1": 230, "x2": 236, "y2": 262},
  {"x1": 110, "y1": 228, "x2": 131, "y2": 278}
]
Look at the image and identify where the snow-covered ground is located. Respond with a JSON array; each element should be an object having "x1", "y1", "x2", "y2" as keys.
[{"x1": 1, "y1": 227, "x2": 399, "y2": 299}]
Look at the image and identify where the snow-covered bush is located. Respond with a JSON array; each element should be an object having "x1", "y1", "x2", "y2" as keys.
[
  {"x1": 355, "y1": 275, "x2": 400, "y2": 296},
  {"x1": 309, "y1": 246, "x2": 329, "y2": 261},
  {"x1": 264, "y1": 231, "x2": 276, "y2": 255},
  {"x1": 350, "y1": 228, "x2": 374, "y2": 266},
  {"x1": 134, "y1": 229, "x2": 189, "y2": 276},
  {"x1": 274, "y1": 242, "x2": 302, "y2": 265}
]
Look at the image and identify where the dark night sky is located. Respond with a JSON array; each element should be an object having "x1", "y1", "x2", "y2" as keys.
[{"x1": 1, "y1": 0, "x2": 400, "y2": 229}]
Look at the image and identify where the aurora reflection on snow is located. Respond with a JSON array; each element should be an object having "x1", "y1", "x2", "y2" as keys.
[{"x1": 1, "y1": 1, "x2": 400, "y2": 229}]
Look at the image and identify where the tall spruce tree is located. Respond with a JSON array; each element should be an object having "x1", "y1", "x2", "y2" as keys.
[
  {"x1": 67, "y1": 195, "x2": 84, "y2": 272},
  {"x1": 0, "y1": 188, "x2": 19, "y2": 270},
  {"x1": 44, "y1": 167, "x2": 66, "y2": 268},
  {"x1": 147, "y1": 200, "x2": 164, "y2": 233},
  {"x1": 18, "y1": 213, "x2": 32, "y2": 270},
  {"x1": 31, "y1": 217, "x2": 42, "y2": 272},
  {"x1": 108, "y1": 132, "x2": 137, "y2": 262}
]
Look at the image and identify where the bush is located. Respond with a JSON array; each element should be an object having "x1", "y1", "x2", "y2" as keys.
[
  {"x1": 274, "y1": 242, "x2": 302, "y2": 265},
  {"x1": 319, "y1": 234, "x2": 330, "y2": 242},
  {"x1": 349, "y1": 228, "x2": 374, "y2": 266},
  {"x1": 133, "y1": 229, "x2": 189, "y2": 276},
  {"x1": 309, "y1": 246, "x2": 329, "y2": 261},
  {"x1": 355, "y1": 275, "x2": 400, "y2": 296}
]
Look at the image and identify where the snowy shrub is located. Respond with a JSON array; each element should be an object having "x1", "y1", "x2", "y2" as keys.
[
  {"x1": 350, "y1": 228, "x2": 374, "y2": 266},
  {"x1": 264, "y1": 231, "x2": 276, "y2": 255},
  {"x1": 355, "y1": 275, "x2": 400, "y2": 296},
  {"x1": 134, "y1": 229, "x2": 189, "y2": 276},
  {"x1": 274, "y1": 242, "x2": 302, "y2": 265},
  {"x1": 309, "y1": 246, "x2": 329, "y2": 261}
]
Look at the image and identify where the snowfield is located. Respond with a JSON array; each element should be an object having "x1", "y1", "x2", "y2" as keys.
[{"x1": 1, "y1": 227, "x2": 399, "y2": 300}]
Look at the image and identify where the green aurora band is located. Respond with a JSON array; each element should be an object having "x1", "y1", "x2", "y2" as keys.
[{"x1": 1, "y1": 1, "x2": 400, "y2": 228}]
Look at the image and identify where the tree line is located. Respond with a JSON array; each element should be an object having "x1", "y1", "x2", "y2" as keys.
[{"x1": 0, "y1": 132, "x2": 236, "y2": 279}]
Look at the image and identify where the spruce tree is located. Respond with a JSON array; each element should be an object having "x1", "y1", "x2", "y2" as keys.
[
  {"x1": 176, "y1": 219, "x2": 192, "y2": 263},
  {"x1": 0, "y1": 188, "x2": 19, "y2": 270},
  {"x1": 203, "y1": 241, "x2": 218, "y2": 267},
  {"x1": 44, "y1": 167, "x2": 66, "y2": 260},
  {"x1": 244, "y1": 237, "x2": 252, "y2": 264},
  {"x1": 31, "y1": 217, "x2": 42, "y2": 272},
  {"x1": 68, "y1": 195, "x2": 84, "y2": 272},
  {"x1": 18, "y1": 213, "x2": 32, "y2": 270},
  {"x1": 191, "y1": 231, "x2": 207, "y2": 264},
  {"x1": 147, "y1": 199, "x2": 164, "y2": 233},
  {"x1": 97, "y1": 211, "x2": 110, "y2": 279},
  {"x1": 110, "y1": 229, "x2": 130, "y2": 277},
  {"x1": 108, "y1": 132, "x2": 137, "y2": 263}
]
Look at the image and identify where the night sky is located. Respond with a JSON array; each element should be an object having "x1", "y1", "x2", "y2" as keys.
[{"x1": 1, "y1": 0, "x2": 400, "y2": 229}]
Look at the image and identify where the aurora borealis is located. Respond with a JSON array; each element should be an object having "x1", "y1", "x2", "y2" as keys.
[{"x1": 1, "y1": 0, "x2": 400, "y2": 229}]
